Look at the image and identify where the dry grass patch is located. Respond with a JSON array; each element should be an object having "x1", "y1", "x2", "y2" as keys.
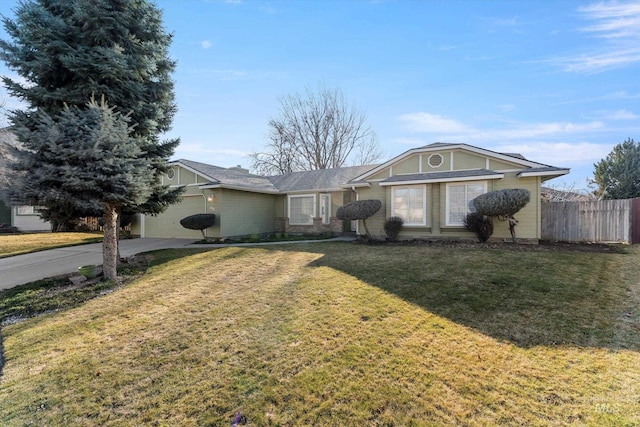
[
  {"x1": 0, "y1": 243, "x2": 639, "y2": 425},
  {"x1": 0, "y1": 232, "x2": 102, "y2": 258}
]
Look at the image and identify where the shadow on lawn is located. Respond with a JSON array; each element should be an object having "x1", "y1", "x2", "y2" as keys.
[{"x1": 280, "y1": 242, "x2": 639, "y2": 351}]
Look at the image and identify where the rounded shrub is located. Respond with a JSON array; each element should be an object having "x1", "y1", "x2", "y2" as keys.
[
  {"x1": 464, "y1": 212, "x2": 493, "y2": 243},
  {"x1": 473, "y1": 189, "x2": 530, "y2": 218},
  {"x1": 384, "y1": 216, "x2": 404, "y2": 241},
  {"x1": 336, "y1": 199, "x2": 382, "y2": 240},
  {"x1": 336, "y1": 199, "x2": 382, "y2": 221},
  {"x1": 180, "y1": 213, "x2": 216, "y2": 238}
]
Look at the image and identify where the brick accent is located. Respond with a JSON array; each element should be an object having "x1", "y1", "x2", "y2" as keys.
[{"x1": 278, "y1": 217, "x2": 343, "y2": 235}]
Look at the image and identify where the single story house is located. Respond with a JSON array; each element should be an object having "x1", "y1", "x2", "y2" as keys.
[{"x1": 132, "y1": 143, "x2": 569, "y2": 242}]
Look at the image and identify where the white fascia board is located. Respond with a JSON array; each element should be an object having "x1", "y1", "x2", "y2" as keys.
[
  {"x1": 285, "y1": 187, "x2": 347, "y2": 194},
  {"x1": 198, "y1": 183, "x2": 280, "y2": 195},
  {"x1": 340, "y1": 182, "x2": 371, "y2": 189},
  {"x1": 379, "y1": 173, "x2": 504, "y2": 187},
  {"x1": 517, "y1": 169, "x2": 570, "y2": 178}
]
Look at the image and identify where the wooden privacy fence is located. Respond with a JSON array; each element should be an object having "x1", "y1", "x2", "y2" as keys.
[{"x1": 541, "y1": 198, "x2": 640, "y2": 244}]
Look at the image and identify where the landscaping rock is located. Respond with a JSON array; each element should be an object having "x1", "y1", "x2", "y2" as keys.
[{"x1": 69, "y1": 275, "x2": 87, "y2": 285}]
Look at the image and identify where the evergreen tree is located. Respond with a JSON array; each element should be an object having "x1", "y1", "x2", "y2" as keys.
[
  {"x1": 591, "y1": 138, "x2": 640, "y2": 200},
  {"x1": 12, "y1": 98, "x2": 156, "y2": 278},
  {"x1": 0, "y1": 0, "x2": 182, "y2": 279}
]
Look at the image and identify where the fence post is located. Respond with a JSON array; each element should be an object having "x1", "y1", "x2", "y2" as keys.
[{"x1": 633, "y1": 198, "x2": 640, "y2": 244}]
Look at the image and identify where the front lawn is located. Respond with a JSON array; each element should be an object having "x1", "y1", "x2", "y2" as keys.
[
  {"x1": 0, "y1": 232, "x2": 102, "y2": 258},
  {"x1": 0, "y1": 242, "x2": 638, "y2": 425}
]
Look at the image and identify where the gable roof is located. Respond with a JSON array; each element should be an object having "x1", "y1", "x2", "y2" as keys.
[
  {"x1": 348, "y1": 142, "x2": 569, "y2": 183},
  {"x1": 176, "y1": 159, "x2": 279, "y2": 193},
  {"x1": 171, "y1": 159, "x2": 378, "y2": 194},
  {"x1": 268, "y1": 164, "x2": 376, "y2": 193}
]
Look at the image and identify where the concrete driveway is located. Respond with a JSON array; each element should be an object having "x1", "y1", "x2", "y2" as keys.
[{"x1": 0, "y1": 238, "x2": 197, "y2": 290}]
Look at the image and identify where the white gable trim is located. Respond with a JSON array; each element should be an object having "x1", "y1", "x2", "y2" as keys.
[{"x1": 350, "y1": 143, "x2": 553, "y2": 182}]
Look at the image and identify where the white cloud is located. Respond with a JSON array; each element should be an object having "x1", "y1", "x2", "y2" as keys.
[
  {"x1": 397, "y1": 111, "x2": 605, "y2": 142},
  {"x1": 605, "y1": 90, "x2": 640, "y2": 99},
  {"x1": 557, "y1": 1, "x2": 640, "y2": 73},
  {"x1": 595, "y1": 108, "x2": 638, "y2": 120},
  {"x1": 497, "y1": 104, "x2": 516, "y2": 112},
  {"x1": 397, "y1": 112, "x2": 470, "y2": 133},
  {"x1": 578, "y1": 2, "x2": 640, "y2": 39},
  {"x1": 560, "y1": 48, "x2": 640, "y2": 73},
  {"x1": 201, "y1": 40, "x2": 213, "y2": 49},
  {"x1": 488, "y1": 142, "x2": 612, "y2": 164}
]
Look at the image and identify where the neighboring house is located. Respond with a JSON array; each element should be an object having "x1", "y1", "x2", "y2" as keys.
[
  {"x1": 0, "y1": 128, "x2": 52, "y2": 232},
  {"x1": 131, "y1": 143, "x2": 569, "y2": 242},
  {"x1": 10, "y1": 205, "x2": 52, "y2": 232},
  {"x1": 541, "y1": 186, "x2": 594, "y2": 202}
]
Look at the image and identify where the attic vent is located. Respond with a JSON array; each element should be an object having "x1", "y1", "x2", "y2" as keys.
[
  {"x1": 428, "y1": 154, "x2": 443, "y2": 168},
  {"x1": 167, "y1": 168, "x2": 175, "y2": 179}
]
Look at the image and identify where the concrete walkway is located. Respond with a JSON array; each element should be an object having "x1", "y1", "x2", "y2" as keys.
[{"x1": 0, "y1": 236, "x2": 356, "y2": 290}]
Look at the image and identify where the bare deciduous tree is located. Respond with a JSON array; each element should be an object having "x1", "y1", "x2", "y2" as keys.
[{"x1": 251, "y1": 84, "x2": 381, "y2": 175}]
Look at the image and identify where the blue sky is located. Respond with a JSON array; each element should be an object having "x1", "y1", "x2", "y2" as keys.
[{"x1": 1, "y1": 0, "x2": 639, "y2": 190}]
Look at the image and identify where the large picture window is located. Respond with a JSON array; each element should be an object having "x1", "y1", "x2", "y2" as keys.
[
  {"x1": 289, "y1": 195, "x2": 315, "y2": 225},
  {"x1": 392, "y1": 186, "x2": 426, "y2": 226},
  {"x1": 446, "y1": 181, "x2": 487, "y2": 226}
]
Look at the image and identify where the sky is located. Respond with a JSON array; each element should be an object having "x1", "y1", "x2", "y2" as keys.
[{"x1": 1, "y1": 0, "x2": 639, "y2": 191}]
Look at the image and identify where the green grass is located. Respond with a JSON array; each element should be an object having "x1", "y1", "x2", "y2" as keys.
[
  {"x1": 0, "y1": 242, "x2": 639, "y2": 425},
  {"x1": 0, "y1": 232, "x2": 102, "y2": 258}
]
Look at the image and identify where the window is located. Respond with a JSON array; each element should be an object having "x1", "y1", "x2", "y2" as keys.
[
  {"x1": 392, "y1": 186, "x2": 426, "y2": 225},
  {"x1": 320, "y1": 194, "x2": 331, "y2": 224},
  {"x1": 428, "y1": 153, "x2": 443, "y2": 168},
  {"x1": 446, "y1": 182, "x2": 487, "y2": 226},
  {"x1": 16, "y1": 206, "x2": 36, "y2": 215},
  {"x1": 289, "y1": 195, "x2": 315, "y2": 225},
  {"x1": 167, "y1": 168, "x2": 175, "y2": 179}
]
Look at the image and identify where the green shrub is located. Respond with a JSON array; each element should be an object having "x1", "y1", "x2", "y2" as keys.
[
  {"x1": 473, "y1": 189, "x2": 530, "y2": 243},
  {"x1": 76, "y1": 223, "x2": 92, "y2": 232},
  {"x1": 336, "y1": 199, "x2": 382, "y2": 240},
  {"x1": 179, "y1": 214, "x2": 216, "y2": 238},
  {"x1": 384, "y1": 216, "x2": 404, "y2": 241},
  {"x1": 464, "y1": 212, "x2": 493, "y2": 243},
  {"x1": 473, "y1": 189, "x2": 530, "y2": 218}
]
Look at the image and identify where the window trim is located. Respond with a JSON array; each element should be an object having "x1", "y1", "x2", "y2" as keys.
[
  {"x1": 320, "y1": 194, "x2": 331, "y2": 224},
  {"x1": 288, "y1": 194, "x2": 316, "y2": 225},
  {"x1": 16, "y1": 205, "x2": 37, "y2": 216},
  {"x1": 428, "y1": 153, "x2": 443, "y2": 168},
  {"x1": 445, "y1": 181, "x2": 488, "y2": 227},
  {"x1": 391, "y1": 185, "x2": 427, "y2": 226}
]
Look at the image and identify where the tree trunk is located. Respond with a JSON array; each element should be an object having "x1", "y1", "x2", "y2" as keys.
[
  {"x1": 508, "y1": 216, "x2": 518, "y2": 243},
  {"x1": 362, "y1": 218, "x2": 372, "y2": 241},
  {"x1": 103, "y1": 203, "x2": 119, "y2": 280}
]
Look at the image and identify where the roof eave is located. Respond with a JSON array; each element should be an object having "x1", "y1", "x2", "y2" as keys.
[
  {"x1": 341, "y1": 182, "x2": 372, "y2": 189},
  {"x1": 379, "y1": 173, "x2": 504, "y2": 187},
  {"x1": 284, "y1": 187, "x2": 350, "y2": 194},
  {"x1": 198, "y1": 183, "x2": 280, "y2": 194},
  {"x1": 517, "y1": 169, "x2": 570, "y2": 178}
]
